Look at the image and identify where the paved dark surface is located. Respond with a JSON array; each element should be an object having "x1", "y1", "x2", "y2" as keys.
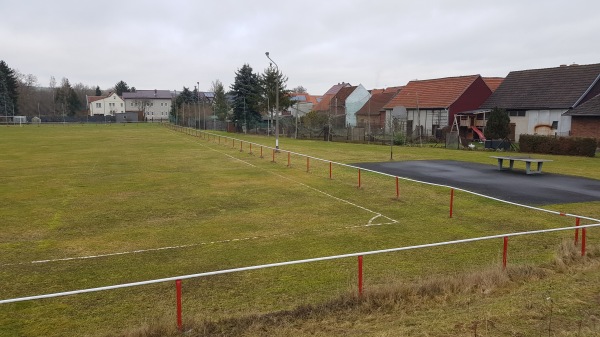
[{"x1": 353, "y1": 160, "x2": 600, "y2": 206}]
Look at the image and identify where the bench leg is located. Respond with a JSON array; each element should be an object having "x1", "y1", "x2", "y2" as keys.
[
  {"x1": 497, "y1": 159, "x2": 504, "y2": 170},
  {"x1": 537, "y1": 162, "x2": 544, "y2": 173},
  {"x1": 509, "y1": 160, "x2": 514, "y2": 170},
  {"x1": 525, "y1": 162, "x2": 531, "y2": 174}
]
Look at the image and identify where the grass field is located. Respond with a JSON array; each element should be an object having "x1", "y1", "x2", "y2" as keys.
[{"x1": 0, "y1": 123, "x2": 599, "y2": 337}]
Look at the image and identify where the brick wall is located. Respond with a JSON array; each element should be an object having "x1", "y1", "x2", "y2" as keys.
[{"x1": 571, "y1": 116, "x2": 600, "y2": 141}]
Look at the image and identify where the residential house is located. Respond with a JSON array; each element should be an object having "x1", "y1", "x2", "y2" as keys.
[
  {"x1": 289, "y1": 93, "x2": 319, "y2": 117},
  {"x1": 344, "y1": 84, "x2": 370, "y2": 127},
  {"x1": 355, "y1": 87, "x2": 402, "y2": 131},
  {"x1": 312, "y1": 82, "x2": 352, "y2": 113},
  {"x1": 87, "y1": 92, "x2": 125, "y2": 116},
  {"x1": 383, "y1": 75, "x2": 493, "y2": 138},
  {"x1": 480, "y1": 63, "x2": 600, "y2": 142},
  {"x1": 122, "y1": 89, "x2": 172, "y2": 122},
  {"x1": 563, "y1": 93, "x2": 600, "y2": 141}
]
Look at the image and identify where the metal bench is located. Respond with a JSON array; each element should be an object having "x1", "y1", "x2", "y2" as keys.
[{"x1": 490, "y1": 156, "x2": 553, "y2": 175}]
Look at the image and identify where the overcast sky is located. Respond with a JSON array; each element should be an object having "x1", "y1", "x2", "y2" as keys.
[{"x1": 1, "y1": 0, "x2": 599, "y2": 95}]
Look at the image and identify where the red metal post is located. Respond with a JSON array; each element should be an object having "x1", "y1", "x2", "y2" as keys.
[
  {"x1": 502, "y1": 236, "x2": 508, "y2": 270},
  {"x1": 358, "y1": 169, "x2": 361, "y2": 188},
  {"x1": 306, "y1": 157, "x2": 309, "y2": 172},
  {"x1": 232, "y1": 139, "x2": 235, "y2": 148},
  {"x1": 396, "y1": 176, "x2": 399, "y2": 199},
  {"x1": 358, "y1": 255, "x2": 363, "y2": 296},
  {"x1": 287, "y1": 152, "x2": 291, "y2": 167},
  {"x1": 329, "y1": 162, "x2": 332, "y2": 179},
  {"x1": 575, "y1": 217, "x2": 580, "y2": 245},
  {"x1": 218, "y1": 136, "x2": 220, "y2": 144},
  {"x1": 272, "y1": 149, "x2": 275, "y2": 162},
  {"x1": 260, "y1": 146, "x2": 263, "y2": 158},
  {"x1": 176, "y1": 279, "x2": 182, "y2": 331},
  {"x1": 249, "y1": 143, "x2": 252, "y2": 154},
  {"x1": 449, "y1": 188, "x2": 454, "y2": 218},
  {"x1": 240, "y1": 141, "x2": 243, "y2": 152},
  {"x1": 581, "y1": 227, "x2": 587, "y2": 257}
]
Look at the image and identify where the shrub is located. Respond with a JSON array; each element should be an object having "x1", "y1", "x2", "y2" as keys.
[{"x1": 519, "y1": 134, "x2": 596, "y2": 157}]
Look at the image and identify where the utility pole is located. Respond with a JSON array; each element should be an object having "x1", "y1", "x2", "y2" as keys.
[{"x1": 265, "y1": 52, "x2": 280, "y2": 151}]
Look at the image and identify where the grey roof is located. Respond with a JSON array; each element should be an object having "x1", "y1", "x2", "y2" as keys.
[
  {"x1": 480, "y1": 63, "x2": 600, "y2": 110},
  {"x1": 122, "y1": 90, "x2": 172, "y2": 99},
  {"x1": 564, "y1": 94, "x2": 600, "y2": 116}
]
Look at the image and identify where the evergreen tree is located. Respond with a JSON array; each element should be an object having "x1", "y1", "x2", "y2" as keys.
[
  {"x1": 55, "y1": 78, "x2": 81, "y2": 116},
  {"x1": 230, "y1": 64, "x2": 261, "y2": 131},
  {"x1": 95, "y1": 86, "x2": 102, "y2": 96},
  {"x1": 260, "y1": 65, "x2": 291, "y2": 115},
  {"x1": 114, "y1": 80, "x2": 130, "y2": 96},
  {"x1": 0, "y1": 60, "x2": 19, "y2": 115},
  {"x1": 484, "y1": 107, "x2": 511, "y2": 139},
  {"x1": 211, "y1": 79, "x2": 229, "y2": 121}
]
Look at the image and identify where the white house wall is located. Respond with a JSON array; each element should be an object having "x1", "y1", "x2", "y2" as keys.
[
  {"x1": 124, "y1": 99, "x2": 171, "y2": 121},
  {"x1": 512, "y1": 109, "x2": 571, "y2": 142},
  {"x1": 89, "y1": 93, "x2": 125, "y2": 116},
  {"x1": 406, "y1": 109, "x2": 448, "y2": 135},
  {"x1": 345, "y1": 84, "x2": 370, "y2": 127}
]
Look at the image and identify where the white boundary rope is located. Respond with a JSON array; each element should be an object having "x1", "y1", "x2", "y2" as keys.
[{"x1": 2, "y1": 222, "x2": 598, "y2": 304}]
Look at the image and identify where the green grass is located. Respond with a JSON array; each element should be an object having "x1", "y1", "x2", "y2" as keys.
[{"x1": 0, "y1": 124, "x2": 598, "y2": 337}]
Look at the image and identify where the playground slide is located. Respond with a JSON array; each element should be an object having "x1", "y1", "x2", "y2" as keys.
[{"x1": 471, "y1": 126, "x2": 486, "y2": 141}]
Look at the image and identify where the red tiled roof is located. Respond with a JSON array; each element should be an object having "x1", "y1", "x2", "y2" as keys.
[
  {"x1": 483, "y1": 77, "x2": 504, "y2": 92},
  {"x1": 383, "y1": 75, "x2": 480, "y2": 109},
  {"x1": 87, "y1": 95, "x2": 106, "y2": 103},
  {"x1": 356, "y1": 91, "x2": 398, "y2": 116},
  {"x1": 313, "y1": 82, "x2": 352, "y2": 111}
]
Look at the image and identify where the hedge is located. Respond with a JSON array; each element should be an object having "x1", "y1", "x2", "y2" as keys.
[{"x1": 519, "y1": 134, "x2": 597, "y2": 157}]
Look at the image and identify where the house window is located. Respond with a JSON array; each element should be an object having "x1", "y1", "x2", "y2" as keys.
[
  {"x1": 131, "y1": 102, "x2": 134, "y2": 107},
  {"x1": 508, "y1": 110, "x2": 526, "y2": 117},
  {"x1": 96, "y1": 103, "x2": 101, "y2": 108},
  {"x1": 551, "y1": 121, "x2": 558, "y2": 130}
]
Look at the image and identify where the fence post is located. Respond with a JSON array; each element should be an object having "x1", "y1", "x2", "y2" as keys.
[
  {"x1": 396, "y1": 176, "x2": 399, "y2": 199},
  {"x1": 306, "y1": 157, "x2": 310, "y2": 172},
  {"x1": 176, "y1": 279, "x2": 182, "y2": 331},
  {"x1": 287, "y1": 152, "x2": 291, "y2": 167},
  {"x1": 240, "y1": 141, "x2": 243, "y2": 152},
  {"x1": 329, "y1": 162, "x2": 332, "y2": 179},
  {"x1": 449, "y1": 188, "x2": 454, "y2": 218},
  {"x1": 575, "y1": 217, "x2": 580, "y2": 245},
  {"x1": 358, "y1": 169, "x2": 361, "y2": 189},
  {"x1": 249, "y1": 143, "x2": 252, "y2": 154},
  {"x1": 232, "y1": 139, "x2": 235, "y2": 148},
  {"x1": 272, "y1": 149, "x2": 275, "y2": 162},
  {"x1": 358, "y1": 255, "x2": 363, "y2": 297},
  {"x1": 581, "y1": 227, "x2": 587, "y2": 257},
  {"x1": 260, "y1": 146, "x2": 263, "y2": 158},
  {"x1": 218, "y1": 136, "x2": 220, "y2": 145},
  {"x1": 502, "y1": 236, "x2": 508, "y2": 270}
]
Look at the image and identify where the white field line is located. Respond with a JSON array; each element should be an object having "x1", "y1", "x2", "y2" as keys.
[
  {"x1": 1, "y1": 137, "x2": 397, "y2": 268},
  {"x1": 194, "y1": 128, "x2": 600, "y2": 223},
  {"x1": 2, "y1": 221, "x2": 599, "y2": 305}
]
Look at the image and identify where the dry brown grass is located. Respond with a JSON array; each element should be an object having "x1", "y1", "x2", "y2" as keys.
[{"x1": 116, "y1": 241, "x2": 600, "y2": 337}]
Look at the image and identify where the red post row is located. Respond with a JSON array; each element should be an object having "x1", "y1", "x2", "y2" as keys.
[
  {"x1": 575, "y1": 217, "x2": 580, "y2": 245},
  {"x1": 176, "y1": 279, "x2": 182, "y2": 331},
  {"x1": 449, "y1": 188, "x2": 455, "y2": 218},
  {"x1": 329, "y1": 162, "x2": 332, "y2": 179},
  {"x1": 395, "y1": 176, "x2": 399, "y2": 199},
  {"x1": 502, "y1": 236, "x2": 508, "y2": 270},
  {"x1": 358, "y1": 255, "x2": 363, "y2": 296},
  {"x1": 358, "y1": 169, "x2": 361, "y2": 189},
  {"x1": 581, "y1": 227, "x2": 587, "y2": 257}
]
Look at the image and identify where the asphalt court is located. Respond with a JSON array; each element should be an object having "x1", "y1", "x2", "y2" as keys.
[{"x1": 353, "y1": 160, "x2": 600, "y2": 206}]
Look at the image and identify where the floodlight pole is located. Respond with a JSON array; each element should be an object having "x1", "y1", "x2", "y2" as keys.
[{"x1": 265, "y1": 52, "x2": 280, "y2": 151}]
